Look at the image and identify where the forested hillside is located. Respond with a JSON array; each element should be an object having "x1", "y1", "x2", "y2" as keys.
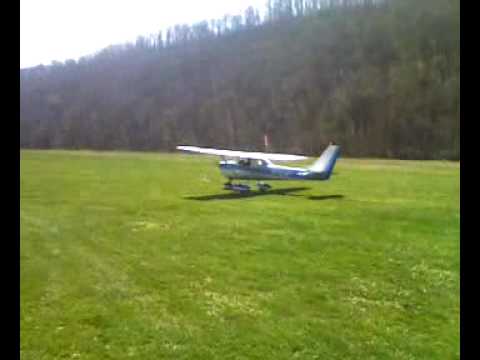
[{"x1": 20, "y1": 0, "x2": 459, "y2": 159}]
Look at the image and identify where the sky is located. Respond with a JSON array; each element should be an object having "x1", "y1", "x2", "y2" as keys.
[{"x1": 20, "y1": 0, "x2": 266, "y2": 69}]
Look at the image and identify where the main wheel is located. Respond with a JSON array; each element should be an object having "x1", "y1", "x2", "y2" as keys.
[{"x1": 257, "y1": 183, "x2": 272, "y2": 192}]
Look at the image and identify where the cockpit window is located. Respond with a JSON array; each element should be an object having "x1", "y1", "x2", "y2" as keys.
[
  {"x1": 239, "y1": 159, "x2": 251, "y2": 167},
  {"x1": 238, "y1": 159, "x2": 266, "y2": 167}
]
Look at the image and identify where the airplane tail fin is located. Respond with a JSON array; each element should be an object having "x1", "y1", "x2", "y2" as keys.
[{"x1": 309, "y1": 144, "x2": 341, "y2": 179}]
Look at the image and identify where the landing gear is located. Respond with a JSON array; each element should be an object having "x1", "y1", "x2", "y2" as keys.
[
  {"x1": 224, "y1": 181, "x2": 251, "y2": 193},
  {"x1": 224, "y1": 179, "x2": 272, "y2": 193},
  {"x1": 257, "y1": 182, "x2": 272, "y2": 192}
]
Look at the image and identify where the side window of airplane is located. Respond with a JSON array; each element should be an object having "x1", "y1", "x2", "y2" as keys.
[
  {"x1": 239, "y1": 159, "x2": 265, "y2": 167},
  {"x1": 239, "y1": 159, "x2": 252, "y2": 167},
  {"x1": 253, "y1": 160, "x2": 266, "y2": 167}
]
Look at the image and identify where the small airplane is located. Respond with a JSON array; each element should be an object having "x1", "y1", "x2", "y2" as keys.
[{"x1": 176, "y1": 143, "x2": 341, "y2": 193}]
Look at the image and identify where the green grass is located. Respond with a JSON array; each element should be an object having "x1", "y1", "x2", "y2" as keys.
[{"x1": 20, "y1": 150, "x2": 459, "y2": 359}]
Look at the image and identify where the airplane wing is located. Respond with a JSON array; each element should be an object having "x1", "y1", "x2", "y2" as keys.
[{"x1": 176, "y1": 145, "x2": 308, "y2": 161}]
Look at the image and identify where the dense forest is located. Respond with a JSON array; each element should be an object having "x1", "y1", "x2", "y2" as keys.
[{"x1": 20, "y1": 0, "x2": 459, "y2": 159}]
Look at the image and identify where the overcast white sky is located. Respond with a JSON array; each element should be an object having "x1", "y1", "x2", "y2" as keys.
[{"x1": 20, "y1": 0, "x2": 266, "y2": 69}]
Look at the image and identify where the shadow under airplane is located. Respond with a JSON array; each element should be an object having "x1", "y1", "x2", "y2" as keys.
[{"x1": 184, "y1": 187, "x2": 344, "y2": 201}]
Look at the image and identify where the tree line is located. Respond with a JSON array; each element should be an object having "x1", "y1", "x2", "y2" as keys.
[{"x1": 20, "y1": 0, "x2": 459, "y2": 159}]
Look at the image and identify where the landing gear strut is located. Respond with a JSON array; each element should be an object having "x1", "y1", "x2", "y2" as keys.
[
  {"x1": 224, "y1": 180, "x2": 272, "y2": 193},
  {"x1": 257, "y1": 182, "x2": 272, "y2": 192},
  {"x1": 224, "y1": 181, "x2": 251, "y2": 193}
]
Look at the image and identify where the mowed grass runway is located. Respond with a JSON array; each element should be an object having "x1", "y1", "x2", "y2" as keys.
[{"x1": 20, "y1": 150, "x2": 459, "y2": 359}]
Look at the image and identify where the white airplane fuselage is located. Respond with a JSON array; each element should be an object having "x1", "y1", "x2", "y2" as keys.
[{"x1": 219, "y1": 159, "x2": 330, "y2": 181}]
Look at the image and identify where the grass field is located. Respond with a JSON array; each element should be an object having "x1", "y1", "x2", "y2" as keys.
[{"x1": 20, "y1": 150, "x2": 460, "y2": 359}]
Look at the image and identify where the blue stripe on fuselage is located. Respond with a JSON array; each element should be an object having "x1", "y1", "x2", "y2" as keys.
[{"x1": 219, "y1": 163, "x2": 328, "y2": 181}]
